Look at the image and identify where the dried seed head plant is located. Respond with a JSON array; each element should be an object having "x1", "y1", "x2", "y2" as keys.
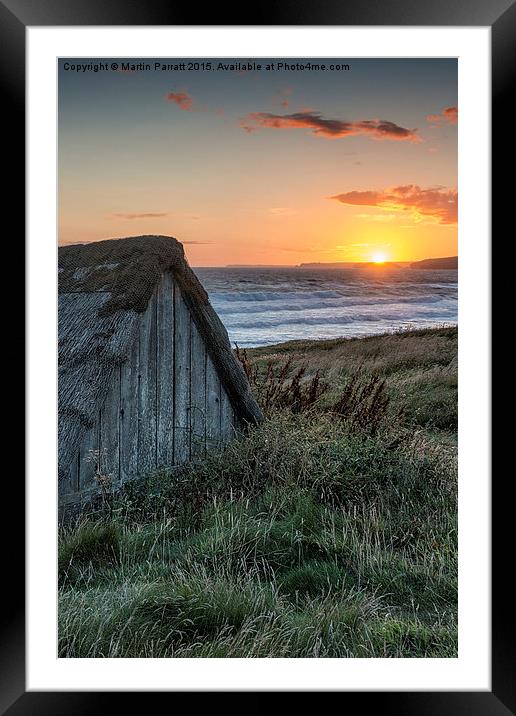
[{"x1": 84, "y1": 448, "x2": 113, "y2": 505}]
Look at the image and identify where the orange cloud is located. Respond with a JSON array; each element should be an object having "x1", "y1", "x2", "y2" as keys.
[
  {"x1": 426, "y1": 106, "x2": 458, "y2": 124},
  {"x1": 331, "y1": 185, "x2": 458, "y2": 225},
  {"x1": 241, "y1": 111, "x2": 420, "y2": 141},
  {"x1": 111, "y1": 212, "x2": 169, "y2": 219},
  {"x1": 166, "y1": 91, "x2": 193, "y2": 110},
  {"x1": 270, "y1": 207, "x2": 297, "y2": 216}
]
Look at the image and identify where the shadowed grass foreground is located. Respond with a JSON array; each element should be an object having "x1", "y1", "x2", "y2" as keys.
[{"x1": 59, "y1": 327, "x2": 457, "y2": 658}]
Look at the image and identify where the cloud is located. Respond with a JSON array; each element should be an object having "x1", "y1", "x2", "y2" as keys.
[
  {"x1": 166, "y1": 91, "x2": 193, "y2": 110},
  {"x1": 426, "y1": 106, "x2": 458, "y2": 124},
  {"x1": 270, "y1": 207, "x2": 297, "y2": 216},
  {"x1": 335, "y1": 243, "x2": 372, "y2": 250},
  {"x1": 331, "y1": 184, "x2": 458, "y2": 225},
  {"x1": 443, "y1": 107, "x2": 458, "y2": 123},
  {"x1": 356, "y1": 213, "x2": 399, "y2": 222},
  {"x1": 111, "y1": 212, "x2": 170, "y2": 220},
  {"x1": 275, "y1": 245, "x2": 330, "y2": 254},
  {"x1": 240, "y1": 111, "x2": 420, "y2": 141}
]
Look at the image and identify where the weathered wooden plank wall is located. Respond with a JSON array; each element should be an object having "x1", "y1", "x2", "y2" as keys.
[
  {"x1": 137, "y1": 290, "x2": 157, "y2": 476},
  {"x1": 100, "y1": 367, "x2": 121, "y2": 487},
  {"x1": 61, "y1": 272, "x2": 236, "y2": 506},
  {"x1": 220, "y1": 386, "x2": 235, "y2": 443},
  {"x1": 205, "y1": 354, "x2": 222, "y2": 452},
  {"x1": 156, "y1": 272, "x2": 175, "y2": 467},
  {"x1": 59, "y1": 453, "x2": 78, "y2": 496},
  {"x1": 120, "y1": 336, "x2": 139, "y2": 482},
  {"x1": 174, "y1": 286, "x2": 191, "y2": 464},
  {"x1": 190, "y1": 321, "x2": 207, "y2": 459},
  {"x1": 78, "y1": 421, "x2": 99, "y2": 490}
]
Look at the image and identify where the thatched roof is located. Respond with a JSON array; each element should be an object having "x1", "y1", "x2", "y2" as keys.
[{"x1": 58, "y1": 235, "x2": 263, "y2": 475}]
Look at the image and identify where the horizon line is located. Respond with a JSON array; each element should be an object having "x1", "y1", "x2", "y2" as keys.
[{"x1": 191, "y1": 256, "x2": 457, "y2": 268}]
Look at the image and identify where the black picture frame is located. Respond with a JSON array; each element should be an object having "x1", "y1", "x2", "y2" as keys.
[{"x1": 6, "y1": 0, "x2": 512, "y2": 709}]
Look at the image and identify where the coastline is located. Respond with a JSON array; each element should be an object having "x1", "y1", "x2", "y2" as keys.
[{"x1": 242, "y1": 323, "x2": 458, "y2": 353}]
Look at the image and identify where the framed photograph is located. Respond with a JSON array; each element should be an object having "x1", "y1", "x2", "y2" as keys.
[{"x1": 8, "y1": 0, "x2": 510, "y2": 708}]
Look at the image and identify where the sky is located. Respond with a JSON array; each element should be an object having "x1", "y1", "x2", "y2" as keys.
[{"x1": 58, "y1": 58, "x2": 457, "y2": 266}]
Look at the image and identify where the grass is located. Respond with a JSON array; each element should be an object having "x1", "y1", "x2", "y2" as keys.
[
  {"x1": 245, "y1": 325, "x2": 458, "y2": 432},
  {"x1": 58, "y1": 326, "x2": 457, "y2": 658}
]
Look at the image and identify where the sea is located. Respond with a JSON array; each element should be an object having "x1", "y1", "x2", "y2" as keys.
[{"x1": 193, "y1": 266, "x2": 458, "y2": 348}]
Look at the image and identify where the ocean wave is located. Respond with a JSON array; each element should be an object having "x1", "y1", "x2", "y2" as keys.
[
  {"x1": 212, "y1": 289, "x2": 344, "y2": 302},
  {"x1": 212, "y1": 293, "x2": 454, "y2": 315},
  {"x1": 194, "y1": 266, "x2": 458, "y2": 347},
  {"x1": 224, "y1": 307, "x2": 457, "y2": 331}
]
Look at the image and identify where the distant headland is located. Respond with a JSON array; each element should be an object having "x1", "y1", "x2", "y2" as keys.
[
  {"x1": 298, "y1": 256, "x2": 458, "y2": 269},
  {"x1": 221, "y1": 256, "x2": 458, "y2": 269},
  {"x1": 408, "y1": 256, "x2": 458, "y2": 269},
  {"x1": 298, "y1": 261, "x2": 409, "y2": 269}
]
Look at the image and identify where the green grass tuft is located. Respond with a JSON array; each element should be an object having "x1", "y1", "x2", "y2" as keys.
[
  {"x1": 59, "y1": 521, "x2": 121, "y2": 585},
  {"x1": 280, "y1": 560, "x2": 356, "y2": 598}
]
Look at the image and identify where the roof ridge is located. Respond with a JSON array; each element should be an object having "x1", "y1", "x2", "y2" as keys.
[{"x1": 58, "y1": 235, "x2": 198, "y2": 315}]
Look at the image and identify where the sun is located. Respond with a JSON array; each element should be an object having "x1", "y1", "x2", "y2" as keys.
[{"x1": 372, "y1": 252, "x2": 386, "y2": 264}]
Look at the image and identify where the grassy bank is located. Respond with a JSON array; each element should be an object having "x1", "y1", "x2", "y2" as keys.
[{"x1": 59, "y1": 326, "x2": 458, "y2": 658}]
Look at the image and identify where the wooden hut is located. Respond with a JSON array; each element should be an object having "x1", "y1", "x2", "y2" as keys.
[{"x1": 58, "y1": 235, "x2": 263, "y2": 509}]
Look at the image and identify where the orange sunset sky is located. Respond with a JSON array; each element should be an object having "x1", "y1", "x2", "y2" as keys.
[{"x1": 58, "y1": 58, "x2": 457, "y2": 266}]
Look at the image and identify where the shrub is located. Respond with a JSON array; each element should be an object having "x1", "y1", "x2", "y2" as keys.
[
  {"x1": 235, "y1": 346, "x2": 328, "y2": 416},
  {"x1": 235, "y1": 346, "x2": 392, "y2": 435},
  {"x1": 330, "y1": 372, "x2": 391, "y2": 436}
]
